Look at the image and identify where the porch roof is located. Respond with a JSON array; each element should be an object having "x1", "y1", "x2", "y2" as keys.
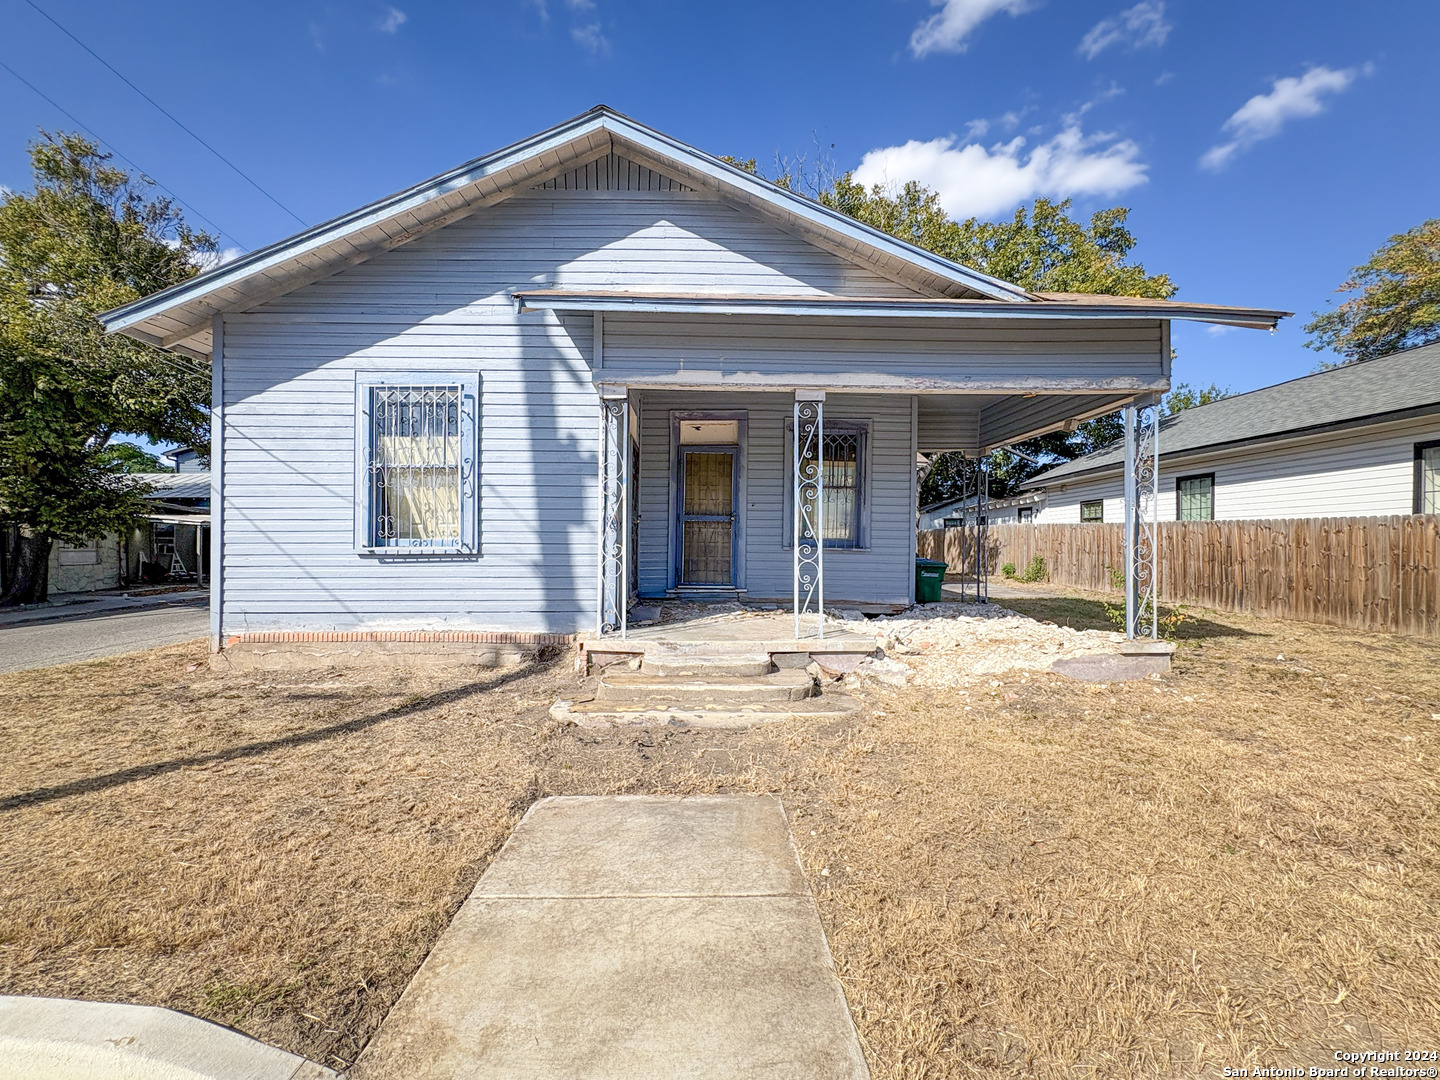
[{"x1": 515, "y1": 289, "x2": 1290, "y2": 330}]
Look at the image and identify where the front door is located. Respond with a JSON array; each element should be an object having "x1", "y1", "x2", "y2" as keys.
[{"x1": 678, "y1": 449, "x2": 735, "y2": 585}]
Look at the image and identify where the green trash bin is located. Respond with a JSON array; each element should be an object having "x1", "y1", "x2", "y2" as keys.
[{"x1": 915, "y1": 557, "x2": 947, "y2": 603}]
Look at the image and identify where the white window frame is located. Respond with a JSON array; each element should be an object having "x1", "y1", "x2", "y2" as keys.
[
  {"x1": 354, "y1": 372, "x2": 479, "y2": 555},
  {"x1": 784, "y1": 418, "x2": 871, "y2": 551}
]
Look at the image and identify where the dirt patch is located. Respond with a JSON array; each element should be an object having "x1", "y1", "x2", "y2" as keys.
[{"x1": 2, "y1": 607, "x2": 1439, "y2": 1078}]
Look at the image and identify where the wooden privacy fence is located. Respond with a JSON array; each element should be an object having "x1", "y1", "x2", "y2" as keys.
[{"x1": 918, "y1": 516, "x2": 1440, "y2": 638}]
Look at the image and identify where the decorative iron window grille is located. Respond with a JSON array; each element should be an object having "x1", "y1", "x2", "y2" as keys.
[
  {"x1": 1176, "y1": 474, "x2": 1215, "y2": 521},
  {"x1": 821, "y1": 430, "x2": 862, "y2": 548},
  {"x1": 367, "y1": 385, "x2": 466, "y2": 549},
  {"x1": 1080, "y1": 500, "x2": 1104, "y2": 523}
]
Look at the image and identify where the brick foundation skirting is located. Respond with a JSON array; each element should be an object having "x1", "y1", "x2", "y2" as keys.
[{"x1": 225, "y1": 630, "x2": 575, "y2": 647}]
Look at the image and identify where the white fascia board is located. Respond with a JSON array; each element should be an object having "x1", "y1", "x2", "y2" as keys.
[
  {"x1": 100, "y1": 115, "x2": 615, "y2": 337},
  {"x1": 516, "y1": 292, "x2": 1279, "y2": 327}
]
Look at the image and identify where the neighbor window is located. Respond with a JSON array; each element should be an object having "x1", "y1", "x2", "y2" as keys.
[
  {"x1": 58, "y1": 538, "x2": 101, "y2": 566},
  {"x1": 788, "y1": 421, "x2": 868, "y2": 549},
  {"x1": 942, "y1": 517, "x2": 964, "y2": 529},
  {"x1": 1017, "y1": 507, "x2": 1035, "y2": 523},
  {"x1": 356, "y1": 377, "x2": 477, "y2": 553},
  {"x1": 1177, "y1": 474, "x2": 1215, "y2": 521},
  {"x1": 1418, "y1": 440, "x2": 1440, "y2": 515},
  {"x1": 1080, "y1": 500, "x2": 1104, "y2": 523}
]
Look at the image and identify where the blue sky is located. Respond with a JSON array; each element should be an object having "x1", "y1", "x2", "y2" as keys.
[{"x1": 2, "y1": 0, "x2": 1436, "y2": 401}]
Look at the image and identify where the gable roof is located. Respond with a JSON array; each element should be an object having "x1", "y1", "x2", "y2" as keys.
[
  {"x1": 1022, "y1": 341, "x2": 1440, "y2": 488},
  {"x1": 101, "y1": 106, "x2": 1288, "y2": 360},
  {"x1": 100, "y1": 106, "x2": 1038, "y2": 358}
]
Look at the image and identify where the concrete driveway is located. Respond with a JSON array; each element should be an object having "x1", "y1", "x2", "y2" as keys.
[{"x1": 0, "y1": 601, "x2": 208, "y2": 674}]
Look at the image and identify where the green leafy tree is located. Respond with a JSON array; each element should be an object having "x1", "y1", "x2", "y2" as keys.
[
  {"x1": 0, "y1": 132, "x2": 213, "y2": 605},
  {"x1": 1305, "y1": 219, "x2": 1440, "y2": 364},
  {"x1": 819, "y1": 183, "x2": 1178, "y2": 506},
  {"x1": 1163, "y1": 381, "x2": 1230, "y2": 414},
  {"x1": 97, "y1": 441, "x2": 164, "y2": 473}
]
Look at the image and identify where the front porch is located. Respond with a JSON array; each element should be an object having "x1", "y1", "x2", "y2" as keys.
[{"x1": 592, "y1": 385, "x2": 1164, "y2": 646}]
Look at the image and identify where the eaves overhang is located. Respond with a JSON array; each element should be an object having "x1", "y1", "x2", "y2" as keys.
[
  {"x1": 99, "y1": 106, "x2": 1043, "y2": 356},
  {"x1": 515, "y1": 289, "x2": 1290, "y2": 327}
]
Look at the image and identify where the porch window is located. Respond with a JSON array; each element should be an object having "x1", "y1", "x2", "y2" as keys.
[
  {"x1": 1176, "y1": 474, "x2": 1215, "y2": 521},
  {"x1": 1418, "y1": 440, "x2": 1440, "y2": 515},
  {"x1": 786, "y1": 420, "x2": 868, "y2": 549},
  {"x1": 822, "y1": 429, "x2": 863, "y2": 548},
  {"x1": 355, "y1": 376, "x2": 478, "y2": 553},
  {"x1": 1080, "y1": 500, "x2": 1103, "y2": 523}
]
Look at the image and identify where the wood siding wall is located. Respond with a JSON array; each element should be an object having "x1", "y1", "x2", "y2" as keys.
[
  {"x1": 601, "y1": 316, "x2": 1166, "y2": 386},
  {"x1": 220, "y1": 188, "x2": 924, "y2": 634},
  {"x1": 918, "y1": 518, "x2": 1440, "y2": 638},
  {"x1": 1036, "y1": 415, "x2": 1440, "y2": 523}
]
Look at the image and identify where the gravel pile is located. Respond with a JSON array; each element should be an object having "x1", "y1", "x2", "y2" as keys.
[{"x1": 849, "y1": 602, "x2": 1122, "y2": 687}]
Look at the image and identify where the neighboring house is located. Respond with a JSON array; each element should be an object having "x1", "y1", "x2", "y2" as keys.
[
  {"x1": 919, "y1": 491, "x2": 1046, "y2": 529},
  {"x1": 39, "y1": 472, "x2": 211, "y2": 595},
  {"x1": 1023, "y1": 342, "x2": 1440, "y2": 523},
  {"x1": 161, "y1": 446, "x2": 207, "y2": 473},
  {"x1": 99, "y1": 107, "x2": 1283, "y2": 646}
]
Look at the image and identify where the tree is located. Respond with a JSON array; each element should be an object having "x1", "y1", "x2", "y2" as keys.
[
  {"x1": 0, "y1": 132, "x2": 214, "y2": 605},
  {"x1": 814, "y1": 180, "x2": 1178, "y2": 505},
  {"x1": 1163, "y1": 381, "x2": 1230, "y2": 414},
  {"x1": 97, "y1": 441, "x2": 164, "y2": 473},
  {"x1": 1304, "y1": 219, "x2": 1440, "y2": 364}
]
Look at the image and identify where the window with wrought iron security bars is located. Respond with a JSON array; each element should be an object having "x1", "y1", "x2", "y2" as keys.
[
  {"x1": 368, "y1": 385, "x2": 463, "y2": 548},
  {"x1": 821, "y1": 430, "x2": 862, "y2": 548}
]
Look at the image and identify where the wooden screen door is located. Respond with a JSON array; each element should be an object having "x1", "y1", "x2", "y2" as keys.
[{"x1": 679, "y1": 449, "x2": 735, "y2": 585}]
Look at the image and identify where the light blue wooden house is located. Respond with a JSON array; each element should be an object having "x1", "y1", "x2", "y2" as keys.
[{"x1": 102, "y1": 107, "x2": 1284, "y2": 652}]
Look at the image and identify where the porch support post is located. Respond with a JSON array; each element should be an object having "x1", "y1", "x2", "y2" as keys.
[
  {"x1": 1123, "y1": 396, "x2": 1160, "y2": 640},
  {"x1": 597, "y1": 385, "x2": 629, "y2": 638},
  {"x1": 794, "y1": 391, "x2": 824, "y2": 639},
  {"x1": 975, "y1": 455, "x2": 989, "y2": 604}
]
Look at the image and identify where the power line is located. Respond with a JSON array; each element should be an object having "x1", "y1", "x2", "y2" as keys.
[
  {"x1": 21, "y1": 0, "x2": 308, "y2": 227},
  {"x1": 0, "y1": 56, "x2": 248, "y2": 249}
]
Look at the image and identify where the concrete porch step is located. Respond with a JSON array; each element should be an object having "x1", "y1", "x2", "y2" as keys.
[
  {"x1": 549, "y1": 694, "x2": 862, "y2": 730},
  {"x1": 599, "y1": 668, "x2": 814, "y2": 704},
  {"x1": 639, "y1": 651, "x2": 774, "y2": 678}
]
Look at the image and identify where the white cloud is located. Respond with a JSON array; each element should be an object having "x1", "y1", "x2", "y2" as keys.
[
  {"x1": 378, "y1": 6, "x2": 407, "y2": 33},
  {"x1": 1079, "y1": 1, "x2": 1171, "y2": 60},
  {"x1": 909, "y1": 0, "x2": 1035, "y2": 58},
  {"x1": 853, "y1": 125, "x2": 1148, "y2": 220},
  {"x1": 1201, "y1": 65, "x2": 1357, "y2": 170}
]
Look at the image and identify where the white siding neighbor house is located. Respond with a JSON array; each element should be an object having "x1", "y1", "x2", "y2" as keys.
[
  {"x1": 1024, "y1": 342, "x2": 1440, "y2": 524},
  {"x1": 99, "y1": 108, "x2": 1285, "y2": 652},
  {"x1": 919, "y1": 491, "x2": 1045, "y2": 530}
]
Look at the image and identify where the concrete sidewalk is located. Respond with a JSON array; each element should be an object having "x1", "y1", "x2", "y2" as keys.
[
  {"x1": 356, "y1": 795, "x2": 869, "y2": 1080},
  {"x1": 0, "y1": 586, "x2": 205, "y2": 630}
]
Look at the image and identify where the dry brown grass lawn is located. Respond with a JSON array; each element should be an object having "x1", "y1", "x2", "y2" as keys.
[{"x1": 2, "y1": 600, "x2": 1438, "y2": 1077}]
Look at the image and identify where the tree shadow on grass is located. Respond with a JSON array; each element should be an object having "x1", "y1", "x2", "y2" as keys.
[
  {"x1": 1, "y1": 658, "x2": 556, "y2": 814},
  {"x1": 999, "y1": 597, "x2": 1260, "y2": 640}
]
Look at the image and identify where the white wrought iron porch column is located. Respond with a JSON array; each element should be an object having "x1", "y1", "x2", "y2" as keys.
[
  {"x1": 794, "y1": 390, "x2": 824, "y2": 639},
  {"x1": 1123, "y1": 396, "x2": 1160, "y2": 640},
  {"x1": 597, "y1": 386, "x2": 629, "y2": 638},
  {"x1": 974, "y1": 454, "x2": 989, "y2": 604}
]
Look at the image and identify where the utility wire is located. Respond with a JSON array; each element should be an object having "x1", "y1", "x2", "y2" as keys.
[
  {"x1": 0, "y1": 56, "x2": 248, "y2": 249},
  {"x1": 22, "y1": 0, "x2": 308, "y2": 227}
]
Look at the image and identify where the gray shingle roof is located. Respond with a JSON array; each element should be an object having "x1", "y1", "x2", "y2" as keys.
[
  {"x1": 1025, "y1": 341, "x2": 1440, "y2": 487},
  {"x1": 132, "y1": 472, "x2": 211, "y2": 500}
]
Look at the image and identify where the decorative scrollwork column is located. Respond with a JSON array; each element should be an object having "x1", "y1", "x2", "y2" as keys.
[
  {"x1": 597, "y1": 390, "x2": 628, "y2": 637},
  {"x1": 794, "y1": 392, "x2": 824, "y2": 639},
  {"x1": 1123, "y1": 399, "x2": 1159, "y2": 640},
  {"x1": 975, "y1": 454, "x2": 989, "y2": 604}
]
